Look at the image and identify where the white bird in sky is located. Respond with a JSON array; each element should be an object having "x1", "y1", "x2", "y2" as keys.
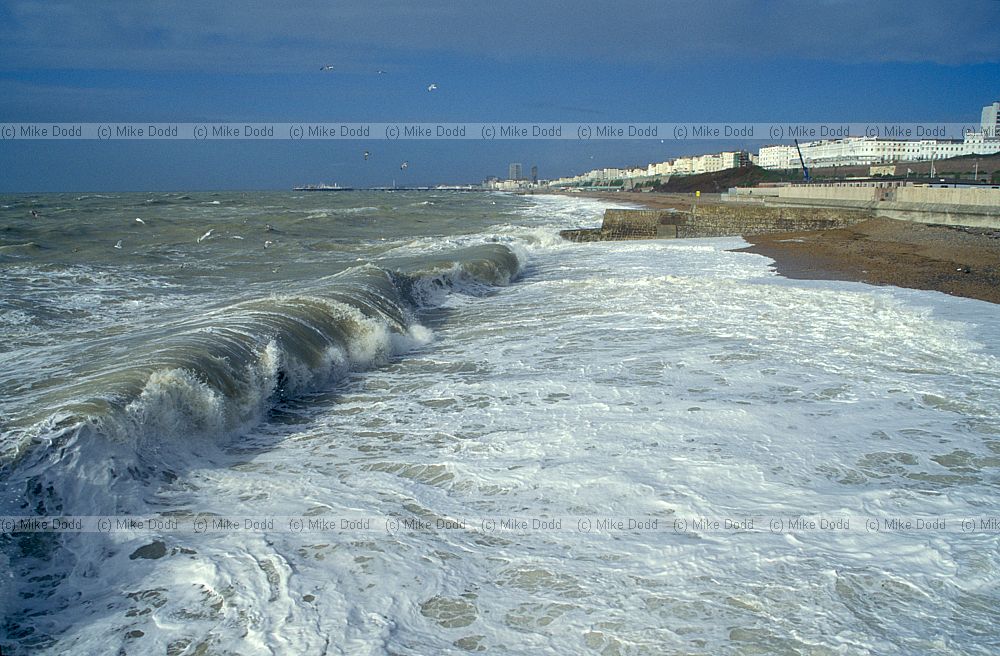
[
  {"x1": 400, "y1": 161, "x2": 409, "y2": 170},
  {"x1": 427, "y1": 83, "x2": 438, "y2": 92},
  {"x1": 197, "y1": 229, "x2": 214, "y2": 243},
  {"x1": 376, "y1": 69, "x2": 386, "y2": 75},
  {"x1": 320, "y1": 65, "x2": 335, "y2": 71}
]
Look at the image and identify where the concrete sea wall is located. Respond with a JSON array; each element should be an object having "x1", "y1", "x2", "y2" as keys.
[
  {"x1": 772, "y1": 184, "x2": 1000, "y2": 208},
  {"x1": 753, "y1": 185, "x2": 1000, "y2": 229}
]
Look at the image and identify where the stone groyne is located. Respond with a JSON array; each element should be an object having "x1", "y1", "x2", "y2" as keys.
[
  {"x1": 560, "y1": 210, "x2": 686, "y2": 241},
  {"x1": 559, "y1": 206, "x2": 872, "y2": 242}
]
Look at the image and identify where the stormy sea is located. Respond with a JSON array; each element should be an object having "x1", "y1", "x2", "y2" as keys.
[{"x1": 1, "y1": 191, "x2": 999, "y2": 654}]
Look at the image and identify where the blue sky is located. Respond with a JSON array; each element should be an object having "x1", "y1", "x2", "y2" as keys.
[{"x1": 1, "y1": 0, "x2": 999, "y2": 191}]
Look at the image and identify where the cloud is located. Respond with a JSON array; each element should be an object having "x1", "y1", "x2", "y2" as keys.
[
  {"x1": 0, "y1": 78, "x2": 145, "y2": 120},
  {"x1": 0, "y1": 0, "x2": 998, "y2": 73}
]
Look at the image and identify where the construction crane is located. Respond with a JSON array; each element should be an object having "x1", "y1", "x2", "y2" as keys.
[{"x1": 794, "y1": 139, "x2": 811, "y2": 183}]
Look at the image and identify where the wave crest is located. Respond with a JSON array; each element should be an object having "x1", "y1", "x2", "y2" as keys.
[{"x1": 3, "y1": 243, "x2": 524, "y2": 482}]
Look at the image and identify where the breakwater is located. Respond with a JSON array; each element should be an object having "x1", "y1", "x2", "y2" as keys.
[{"x1": 560, "y1": 206, "x2": 872, "y2": 242}]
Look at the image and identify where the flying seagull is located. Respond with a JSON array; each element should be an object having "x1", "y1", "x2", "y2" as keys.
[
  {"x1": 363, "y1": 150, "x2": 370, "y2": 160},
  {"x1": 427, "y1": 83, "x2": 437, "y2": 92},
  {"x1": 114, "y1": 240, "x2": 123, "y2": 249},
  {"x1": 400, "y1": 161, "x2": 409, "y2": 170},
  {"x1": 197, "y1": 229, "x2": 214, "y2": 243},
  {"x1": 320, "y1": 65, "x2": 335, "y2": 71},
  {"x1": 135, "y1": 217, "x2": 146, "y2": 225},
  {"x1": 376, "y1": 69, "x2": 386, "y2": 75},
  {"x1": 30, "y1": 210, "x2": 39, "y2": 218}
]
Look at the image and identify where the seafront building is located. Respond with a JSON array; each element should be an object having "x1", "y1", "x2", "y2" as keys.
[
  {"x1": 983, "y1": 101, "x2": 1000, "y2": 138},
  {"x1": 757, "y1": 102, "x2": 1000, "y2": 170},
  {"x1": 757, "y1": 133, "x2": 1000, "y2": 170},
  {"x1": 490, "y1": 102, "x2": 1000, "y2": 190},
  {"x1": 545, "y1": 151, "x2": 747, "y2": 189}
]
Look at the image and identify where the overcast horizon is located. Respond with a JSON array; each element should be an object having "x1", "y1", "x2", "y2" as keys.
[{"x1": 2, "y1": 0, "x2": 999, "y2": 192}]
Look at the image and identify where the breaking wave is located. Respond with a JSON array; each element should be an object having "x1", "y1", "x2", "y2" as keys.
[{"x1": 0, "y1": 243, "x2": 525, "y2": 517}]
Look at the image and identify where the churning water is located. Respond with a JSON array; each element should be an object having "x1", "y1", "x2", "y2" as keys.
[{"x1": 1, "y1": 191, "x2": 999, "y2": 654}]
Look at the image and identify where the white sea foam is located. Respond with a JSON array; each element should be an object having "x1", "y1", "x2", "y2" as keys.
[
  {"x1": 330, "y1": 206, "x2": 379, "y2": 214},
  {"x1": 6, "y1": 193, "x2": 1000, "y2": 655}
]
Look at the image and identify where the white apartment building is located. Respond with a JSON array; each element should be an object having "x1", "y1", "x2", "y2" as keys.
[
  {"x1": 983, "y1": 101, "x2": 1000, "y2": 138},
  {"x1": 546, "y1": 151, "x2": 747, "y2": 187},
  {"x1": 757, "y1": 144, "x2": 798, "y2": 169},
  {"x1": 700, "y1": 151, "x2": 743, "y2": 172},
  {"x1": 758, "y1": 102, "x2": 1000, "y2": 170},
  {"x1": 757, "y1": 133, "x2": 1000, "y2": 170}
]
